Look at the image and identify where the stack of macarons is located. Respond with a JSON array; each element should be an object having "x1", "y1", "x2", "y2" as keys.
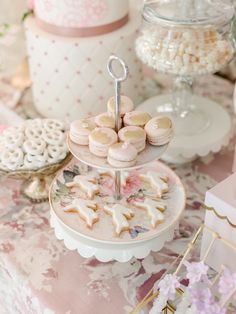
[
  {"x1": 70, "y1": 118, "x2": 96, "y2": 145},
  {"x1": 69, "y1": 95, "x2": 173, "y2": 168},
  {"x1": 145, "y1": 116, "x2": 173, "y2": 146}
]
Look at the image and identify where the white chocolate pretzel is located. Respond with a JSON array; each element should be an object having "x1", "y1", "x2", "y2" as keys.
[
  {"x1": 24, "y1": 150, "x2": 48, "y2": 169},
  {"x1": 48, "y1": 144, "x2": 67, "y2": 159},
  {"x1": 23, "y1": 139, "x2": 46, "y2": 155},
  {"x1": 1, "y1": 148, "x2": 24, "y2": 170},
  {"x1": 0, "y1": 119, "x2": 68, "y2": 172},
  {"x1": 140, "y1": 172, "x2": 169, "y2": 198},
  {"x1": 43, "y1": 119, "x2": 65, "y2": 132},
  {"x1": 66, "y1": 174, "x2": 99, "y2": 199},
  {"x1": 25, "y1": 126, "x2": 45, "y2": 140},
  {"x1": 3, "y1": 132, "x2": 24, "y2": 149},
  {"x1": 43, "y1": 130, "x2": 65, "y2": 145},
  {"x1": 104, "y1": 204, "x2": 134, "y2": 235},
  {"x1": 64, "y1": 199, "x2": 98, "y2": 228},
  {"x1": 134, "y1": 198, "x2": 166, "y2": 228}
]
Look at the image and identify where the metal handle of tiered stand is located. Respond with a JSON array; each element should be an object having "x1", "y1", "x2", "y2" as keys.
[{"x1": 107, "y1": 55, "x2": 129, "y2": 200}]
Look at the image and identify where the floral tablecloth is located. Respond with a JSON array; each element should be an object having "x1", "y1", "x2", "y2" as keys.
[{"x1": 0, "y1": 75, "x2": 235, "y2": 314}]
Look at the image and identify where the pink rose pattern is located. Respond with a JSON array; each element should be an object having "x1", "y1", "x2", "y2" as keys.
[
  {"x1": 0, "y1": 75, "x2": 235, "y2": 313},
  {"x1": 63, "y1": 1, "x2": 108, "y2": 27},
  {"x1": 36, "y1": 0, "x2": 109, "y2": 28}
]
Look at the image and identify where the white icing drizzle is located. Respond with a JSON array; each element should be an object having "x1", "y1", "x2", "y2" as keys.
[
  {"x1": 140, "y1": 171, "x2": 169, "y2": 197},
  {"x1": 104, "y1": 204, "x2": 134, "y2": 235},
  {"x1": 66, "y1": 174, "x2": 99, "y2": 199},
  {"x1": 134, "y1": 198, "x2": 166, "y2": 228},
  {"x1": 64, "y1": 199, "x2": 98, "y2": 228}
]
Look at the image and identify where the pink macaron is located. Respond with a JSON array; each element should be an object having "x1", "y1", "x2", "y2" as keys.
[
  {"x1": 94, "y1": 112, "x2": 122, "y2": 129},
  {"x1": 118, "y1": 126, "x2": 146, "y2": 153},
  {"x1": 145, "y1": 116, "x2": 173, "y2": 146},
  {"x1": 107, "y1": 142, "x2": 138, "y2": 168},
  {"x1": 89, "y1": 127, "x2": 117, "y2": 157},
  {"x1": 69, "y1": 118, "x2": 96, "y2": 145},
  {"x1": 107, "y1": 95, "x2": 134, "y2": 117},
  {"x1": 123, "y1": 111, "x2": 151, "y2": 128}
]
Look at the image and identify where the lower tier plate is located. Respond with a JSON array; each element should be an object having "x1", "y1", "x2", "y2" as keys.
[{"x1": 49, "y1": 160, "x2": 186, "y2": 262}]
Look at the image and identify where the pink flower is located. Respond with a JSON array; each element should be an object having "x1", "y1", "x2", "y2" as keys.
[
  {"x1": 190, "y1": 284, "x2": 213, "y2": 311},
  {"x1": 189, "y1": 284, "x2": 225, "y2": 314},
  {"x1": 205, "y1": 303, "x2": 226, "y2": 314},
  {"x1": 184, "y1": 261, "x2": 208, "y2": 285},
  {"x1": 218, "y1": 268, "x2": 236, "y2": 299},
  {"x1": 27, "y1": 0, "x2": 34, "y2": 10},
  {"x1": 155, "y1": 274, "x2": 180, "y2": 300}
]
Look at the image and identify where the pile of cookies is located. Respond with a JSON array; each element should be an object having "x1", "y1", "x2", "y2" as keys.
[
  {"x1": 69, "y1": 95, "x2": 173, "y2": 168},
  {"x1": 64, "y1": 170, "x2": 169, "y2": 236},
  {"x1": 0, "y1": 119, "x2": 68, "y2": 171}
]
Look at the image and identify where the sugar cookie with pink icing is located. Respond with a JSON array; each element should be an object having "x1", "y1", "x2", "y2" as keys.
[
  {"x1": 118, "y1": 126, "x2": 146, "y2": 153},
  {"x1": 66, "y1": 174, "x2": 99, "y2": 199},
  {"x1": 89, "y1": 127, "x2": 117, "y2": 157},
  {"x1": 107, "y1": 142, "x2": 138, "y2": 168},
  {"x1": 134, "y1": 198, "x2": 166, "y2": 228},
  {"x1": 107, "y1": 95, "x2": 134, "y2": 117},
  {"x1": 104, "y1": 204, "x2": 134, "y2": 235},
  {"x1": 64, "y1": 199, "x2": 98, "y2": 228}
]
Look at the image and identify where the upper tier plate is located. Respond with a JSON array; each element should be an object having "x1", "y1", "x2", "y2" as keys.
[{"x1": 67, "y1": 137, "x2": 168, "y2": 171}]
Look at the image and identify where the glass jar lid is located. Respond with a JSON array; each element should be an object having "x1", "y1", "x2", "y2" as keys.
[{"x1": 143, "y1": 0, "x2": 235, "y2": 26}]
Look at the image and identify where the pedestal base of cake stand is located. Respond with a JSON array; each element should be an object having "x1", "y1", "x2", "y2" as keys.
[
  {"x1": 0, "y1": 153, "x2": 72, "y2": 203},
  {"x1": 137, "y1": 94, "x2": 233, "y2": 164},
  {"x1": 50, "y1": 210, "x2": 178, "y2": 263}
]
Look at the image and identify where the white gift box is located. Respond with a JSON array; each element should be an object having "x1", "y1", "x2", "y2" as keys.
[{"x1": 201, "y1": 172, "x2": 236, "y2": 273}]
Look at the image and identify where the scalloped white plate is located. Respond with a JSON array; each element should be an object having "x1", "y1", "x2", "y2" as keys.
[
  {"x1": 50, "y1": 210, "x2": 177, "y2": 262},
  {"x1": 67, "y1": 136, "x2": 168, "y2": 171},
  {"x1": 49, "y1": 160, "x2": 185, "y2": 262},
  {"x1": 137, "y1": 94, "x2": 233, "y2": 163}
]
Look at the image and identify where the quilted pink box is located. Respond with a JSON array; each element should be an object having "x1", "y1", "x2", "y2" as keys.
[{"x1": 201, "y1": 172, "x2": 236, "y2": 273}]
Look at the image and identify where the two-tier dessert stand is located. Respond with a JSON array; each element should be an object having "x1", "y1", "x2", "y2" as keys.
[{"x1": 49, "y1": 56, "x2": 186, "y2": 262}]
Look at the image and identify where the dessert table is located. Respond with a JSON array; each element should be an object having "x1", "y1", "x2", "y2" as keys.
[{"x1": 0, "y1": 74, "x2": 235, "y2": 314}]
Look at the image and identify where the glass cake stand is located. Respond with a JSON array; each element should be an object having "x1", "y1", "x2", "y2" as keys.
[
  {"x1": 136, "y1": 0, "x2": 235, "y2": 163},
  {"x1": 49, "y1": 55, "x2": 186, "y2": 262}
]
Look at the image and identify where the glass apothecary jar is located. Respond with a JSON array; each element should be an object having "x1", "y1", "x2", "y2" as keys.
[{"x1": 136, "y1": 0, "x2": 235, "y2": 136}]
